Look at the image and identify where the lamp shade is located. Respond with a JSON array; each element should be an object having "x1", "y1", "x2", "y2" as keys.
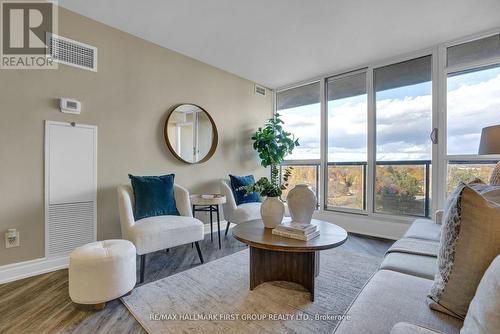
[{"x1": 478, "y1": 125, "x2": 500, "y2": 155}]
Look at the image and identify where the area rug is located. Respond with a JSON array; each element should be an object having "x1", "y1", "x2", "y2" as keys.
[{"x1": 122, "y1": 248, "x2": 381, "y2": 334}]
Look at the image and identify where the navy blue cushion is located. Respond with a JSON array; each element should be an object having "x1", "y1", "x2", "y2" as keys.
[
  {"x1": 229, "y1": 174, "x2": 260, "y2": 205},
  {"x1": 129, "y1": 174, "x2": 180, "y2": 221}
]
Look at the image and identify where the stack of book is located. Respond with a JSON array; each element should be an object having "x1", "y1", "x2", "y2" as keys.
[{"x1": 272, "y1": 221, "x2": 320, "y2": 241}]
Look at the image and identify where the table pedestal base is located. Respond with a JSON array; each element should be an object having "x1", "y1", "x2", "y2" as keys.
[{"x1": 249, "y1": 247, "x2": 319, "y2": 301}]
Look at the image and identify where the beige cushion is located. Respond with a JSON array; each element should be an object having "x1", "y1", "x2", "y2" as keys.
[
  {"x1": 381, "y1": 252, "x2": 437, "y2": 280},
  {"x1": 387, "y1": 238, "x2": 439, "y2": 257},
  {"x1": 481, "y1": 185, "x2": 500, "y2": 204},
  {"x1": 428, "y1": 185, "x2": 500, "y2": 319},
  {"x1": 333, "y1": 270, "x2": 462, "y2": 334},
  {"x1": 391, "y1": 322, "x2": 445, "y2": 334},
  {"x1": 404, "y1": 219, "x2": 442, "y2": 241},
  {"x1": 129, "y1": 215, "x2": 204, "y2": 255},
  {"x1": 464, "y1": 181, "x2": 500, "y2": 204},
  {"x1": 460, "y1": 255, "x2": 500, "y2": 334}
]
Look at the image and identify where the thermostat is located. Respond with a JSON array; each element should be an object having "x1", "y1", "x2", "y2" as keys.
[{"x1": 60, "y1": 98, "x2": 81, "y2": 114}]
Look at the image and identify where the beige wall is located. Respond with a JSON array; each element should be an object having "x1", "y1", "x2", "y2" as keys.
[{"x1": 0, "y1": 8, "x2": 271, "y2": 266}]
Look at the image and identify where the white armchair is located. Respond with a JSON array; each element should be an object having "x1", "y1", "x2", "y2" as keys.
[
  {"x1": 117, "y1": 184, "x2": 204, "y2": 283},
  {"x1": 220, "y1": 179, "x2": 289, "y2": 235},
  {"x1": 220, "y1": 179, "x2": 261, "y2": 235}
]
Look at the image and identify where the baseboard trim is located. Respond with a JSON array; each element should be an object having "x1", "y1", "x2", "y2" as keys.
[
  {"x1": 203, "y1": 220, "x2": 229, "y2": 234},
  {"x1": 0, "y1": 255, "x2": 69, "y2": 284},
  {"x1": 343, "y1": 228, "x2": 399, "y2": 241},
  {"x1": 0, "y1": 218, "x2": 396, "y2": 285},
  {"x1": 0, "y1": 223, "x2": 228, "y2": 285}
]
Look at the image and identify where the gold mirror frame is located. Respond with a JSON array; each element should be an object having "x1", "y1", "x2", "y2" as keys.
[{"x1": 163, "y1": 103, "x2": 218, "y2": 164}]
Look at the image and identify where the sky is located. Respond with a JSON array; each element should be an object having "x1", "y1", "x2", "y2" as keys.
[{"x1": 279, "y1": 65, "x2": 500, "y2": 161}]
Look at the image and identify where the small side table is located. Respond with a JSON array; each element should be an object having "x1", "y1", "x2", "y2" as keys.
[{"x1": 190, "y1": 194, "x2": 227, "y2": 249}]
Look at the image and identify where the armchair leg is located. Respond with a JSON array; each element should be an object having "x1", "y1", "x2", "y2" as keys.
[
  {"x1": 194, "y1": 241, "x2": 204, "y2": 264},
  {"x1": 139, "y1": 254, "x2": 146, "y2": 284},
  {"x1": 225, "y1": 221, "x2": 231, "y2": 236}
]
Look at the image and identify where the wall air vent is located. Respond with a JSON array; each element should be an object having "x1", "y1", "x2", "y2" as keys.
[
  {"x1": 254, "y1": 84, "x2": 266, "y2": 96},
  {"x1": 47, "y1": 33, "x2": 97, "y2": 72}
]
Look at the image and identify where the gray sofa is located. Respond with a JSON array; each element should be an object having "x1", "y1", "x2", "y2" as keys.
[{"x1": 334, "y1": 214, "x2": 464, "y2": 334}]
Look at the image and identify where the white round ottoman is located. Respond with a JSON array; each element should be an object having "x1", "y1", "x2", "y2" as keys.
[{"x1": 69, "y1": 239, "x2": 136, "y2": 309}]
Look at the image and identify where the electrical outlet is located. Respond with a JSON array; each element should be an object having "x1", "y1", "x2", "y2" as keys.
[{"x1": 5, "y1": 229, "x2": 20, "y2": 248}]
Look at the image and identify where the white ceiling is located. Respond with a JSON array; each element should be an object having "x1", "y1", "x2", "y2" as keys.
[{"x1": 58, "y1": 0, "x2": 500, "y2": 89}]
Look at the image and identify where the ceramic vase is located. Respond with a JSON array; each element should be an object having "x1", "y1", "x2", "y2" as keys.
[
  {"x1": 286, "y1": 184, "x2": 317, "y2": 224},
  {"x1": 260, "y1": 196, "x2": 285, "y2": 228}
]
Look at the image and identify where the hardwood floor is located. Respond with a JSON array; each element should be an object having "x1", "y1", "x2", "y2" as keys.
[{"x1": 0, "y1": 230, "x2": 393, "y2": 334}]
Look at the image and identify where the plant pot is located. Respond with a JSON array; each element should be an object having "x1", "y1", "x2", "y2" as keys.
[
  {"x1": 286, "y1": 184, "x2": 317, "y2": 224},
  {"x1": 260, "y1": 196, "x2": 284, "y2": 228}
]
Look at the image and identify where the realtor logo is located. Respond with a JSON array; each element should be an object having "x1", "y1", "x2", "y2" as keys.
[{"x1": 1, "y1": 0, "x2": 57, "y2": 69}]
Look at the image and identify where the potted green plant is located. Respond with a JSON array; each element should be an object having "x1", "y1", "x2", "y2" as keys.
[{"x1": 240, "y1": 113, "x2": 299, "y2": 228}]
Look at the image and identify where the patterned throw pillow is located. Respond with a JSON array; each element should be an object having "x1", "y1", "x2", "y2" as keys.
[{"x1": 428, "y1": 184, "x2": 500, "y2": 319}]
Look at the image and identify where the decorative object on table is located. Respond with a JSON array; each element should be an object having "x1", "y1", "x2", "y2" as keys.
[
  {"x1": 260, "y1": 196, "x2": 285, "y2": 228},
  {"x1": 164, "y1": 103, "x2": 218, "y2": 164},
  {"x1": 239, "y1": 113, "x2": 299, "y2": 228},
  {"x1": 190, "y1": 194, "x2": 226, "y2": 249},
  {"x1": 128, "y1": 174, "x2": 179, "y2": 220},
  {"x1": 272, "y1": 218, "x2": 319, "y2": 241},
  {"x1": 286, "y1": 184, "x2": 317, "y2": 224},
  {"x1": 69, "y1": 240, "x2": 136, "y2": 310},
  {"x1": 478, "y1": 124, "x2": 500, "y2": 185},
  {"x1": 229, "y1": 174, "x2": 260, "y2": 205},
  {"x1": 232, "y1": 219, "x2": 347, "y2": 301},
  {"x1": 117, "y1": 182, "x2": 204, "y2": 284}
]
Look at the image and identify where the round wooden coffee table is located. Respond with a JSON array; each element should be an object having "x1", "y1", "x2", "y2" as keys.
[{"x1": 233, "y1": 219, "x2": 348, "y2": 301}]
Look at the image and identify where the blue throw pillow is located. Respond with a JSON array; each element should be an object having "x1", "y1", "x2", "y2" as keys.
[
  {"x1": 229, "y1": 174, "x2": 260, "y2": 205},
  {"x1": 129, "y1": 174, "x2": 180, "y2": 221}
]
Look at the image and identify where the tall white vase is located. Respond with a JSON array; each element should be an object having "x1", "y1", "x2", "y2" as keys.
[
  {"x1": 286, "y1": 184, "x2": 317, "y2": 224},
  {"x1": 260, "y1": 197, "x2": 284, "y2": 228}
]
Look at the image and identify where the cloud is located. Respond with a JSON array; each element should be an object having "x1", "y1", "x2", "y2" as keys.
[
  {"x1": 279, "y1": 70, "x2": 500, "y2": 160},
  {"x1": 447, "y1": 73, "x2": 500, "y2": 154},
  {"x1": 280, "y1": 104, "x2": 321, "y2": 159}
]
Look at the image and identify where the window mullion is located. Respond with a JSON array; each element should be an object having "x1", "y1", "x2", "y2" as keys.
[
  {"x1": 431, "y1": 47, "x2": 441, "y2": 216},
  {"x1": 320, "y1": 78, "x2": 327, "y2": 212},
  {"x1": 366, "y1": 67, "x2": 375, "y2": 215},
  {"x1": 437, "y1": 43, "x2": 448, "y2": 211}
]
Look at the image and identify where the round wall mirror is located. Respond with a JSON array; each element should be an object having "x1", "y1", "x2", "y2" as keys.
[{"x1": 164, "y1": 104, "x2": 218, "y2": 164}]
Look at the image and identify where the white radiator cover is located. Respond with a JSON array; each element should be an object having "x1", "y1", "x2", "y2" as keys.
[{"x1": 45, "y1": 121, "x2": 97, "y2": 258}]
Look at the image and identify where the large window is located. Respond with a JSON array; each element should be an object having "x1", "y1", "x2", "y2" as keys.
[
  {"x1": 279, "y1": 164, "x2": 319, "y2": 206},
  {"x1": 374, "y1": 56, "x2": 433, "y2": 217},
  {"x1": 447, "y1": 65, "x2": 500, "y2": 155},
  {"x1": 327, "y1": 71, "x2": 367, "y2": 211},
  {"x1": 445, "y1": 34, "x2": 500, "y2": 192},
  {"x1": 275, "y1": 31, "x2": 500, "y2": 220},
  {"x1": 276, "y1": 82, "x2": 321, "y2": 160},
  {"x1": 277, "y1": 82, "x2": 321, "y2": 201}
]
